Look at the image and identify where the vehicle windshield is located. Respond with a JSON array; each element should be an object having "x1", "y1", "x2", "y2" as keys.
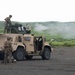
[{"x1": 18, "y1": 26, "x2": 24, "y2": 31}]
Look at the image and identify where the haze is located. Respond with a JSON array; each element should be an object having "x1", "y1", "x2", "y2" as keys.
[{"x1": 0, "y1": 0, "x2": 75, "y2": 22}]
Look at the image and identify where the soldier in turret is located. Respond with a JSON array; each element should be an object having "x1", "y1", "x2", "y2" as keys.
[{"x1": 4, "y1": 15, "x2": 12, "y2": 33}]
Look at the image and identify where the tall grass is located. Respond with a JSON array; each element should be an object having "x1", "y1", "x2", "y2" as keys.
[{"x1": 0, "y1": 29, "x2": 4, "y2": 33}]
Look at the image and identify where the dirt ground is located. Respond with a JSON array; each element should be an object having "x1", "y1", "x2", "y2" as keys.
[{"x1": 0, "y1": 47, "x2": 75, "y2": 75}]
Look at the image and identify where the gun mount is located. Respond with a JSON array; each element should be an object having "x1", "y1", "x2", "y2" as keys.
[{"x1": 6, "y1": 23, "x2": 31, "y2": 34}]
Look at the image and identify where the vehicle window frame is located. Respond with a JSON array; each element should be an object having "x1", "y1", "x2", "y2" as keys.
[
  {"x1": 18, "y1": 36, "x2": 22, "y2": 42},
  {"x1": 24, "y1": 37, "x2": 31, "y2": 41}
]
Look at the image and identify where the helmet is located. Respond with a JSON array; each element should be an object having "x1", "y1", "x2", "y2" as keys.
[{"x1": 9, "y1": 15, "x2": 12, "y2": 18}]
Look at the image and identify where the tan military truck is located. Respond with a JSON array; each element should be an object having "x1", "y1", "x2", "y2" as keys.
[{"x1": 0, "y1": 33, "x2": 52, "y2": 61}]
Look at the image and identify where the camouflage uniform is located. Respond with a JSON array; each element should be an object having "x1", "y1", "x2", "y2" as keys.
[
  {"x1": 4, "y1": 37, "x2": 12, "y2": 64},
  {"x1": 4, "y1": 15, "x2": 12, "y2": 33}
]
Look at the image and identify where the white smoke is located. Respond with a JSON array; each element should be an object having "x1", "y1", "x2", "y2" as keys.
[
  {"x1": 48, "y1": 24, "x2": 75, "y2": 39},
  {"x1": 34, "y1": 23, "x2": 48, "y2": 32},
  {"x1": 34, "y1": 22, "x2": 75, "y2": 39}
]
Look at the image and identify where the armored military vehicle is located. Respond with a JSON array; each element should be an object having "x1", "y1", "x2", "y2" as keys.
[{"x1": 0, "y1": 23, "x2": 52, "y2": 60}]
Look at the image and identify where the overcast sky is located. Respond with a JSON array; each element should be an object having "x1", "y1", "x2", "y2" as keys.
[{"x1": 0, "y1": 0, "x2": 75, "y2": 22}]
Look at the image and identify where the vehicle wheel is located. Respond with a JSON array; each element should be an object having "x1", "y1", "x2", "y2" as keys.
[
  {"x1": 42, "y1": 48, "x2": 51, "y2": 60},
  {"x1": 13, "y1": 47, "x2": 25, "y2": 61},
  {"x1": 0, "y1": 52, "x2": 4, "y2": 60},
  {"x1": 25, "y1": 55, "x2": 33, "y2": 60}
]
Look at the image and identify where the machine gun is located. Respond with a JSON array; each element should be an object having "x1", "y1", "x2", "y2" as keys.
[{"x1": 6, "y1": 23, "x2": 31, "y2": 34}]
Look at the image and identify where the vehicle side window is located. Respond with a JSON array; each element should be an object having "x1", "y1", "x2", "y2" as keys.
[
  {"x1": 24, "y1": 37, "x2": 31, "y2": 41},
  {"x1": 18, "y1": 27, "x2": 21, "y2": 31},
  {"x1": 18, "y1": 36, "x2": 22, "y2": 42}
]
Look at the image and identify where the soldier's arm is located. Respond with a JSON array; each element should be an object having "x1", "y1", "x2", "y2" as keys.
[
  {"x1": 4, "y1": 17, "x2": 8, "y2": 21},
  {"x1": 3, "y1": 41, "x2": 7, "y2": 52}
]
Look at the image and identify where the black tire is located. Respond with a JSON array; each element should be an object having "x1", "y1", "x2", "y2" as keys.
[
  {"x1": 42, "y1": 47, "x2": 51, "y2": 60},
  {"x1": 25, "y1": 55, "x2": 33, "y2": 60},
  {"x1": 13, "y1": 47, "x2": 25, "y2": 61},
  {"x1": 0, "y1": 52, "x2": 4, "y2": 60}
]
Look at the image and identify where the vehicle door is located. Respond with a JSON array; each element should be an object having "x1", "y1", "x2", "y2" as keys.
[{"x1": 23, "y1": 36, "x2": 34, "y2": 52}]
